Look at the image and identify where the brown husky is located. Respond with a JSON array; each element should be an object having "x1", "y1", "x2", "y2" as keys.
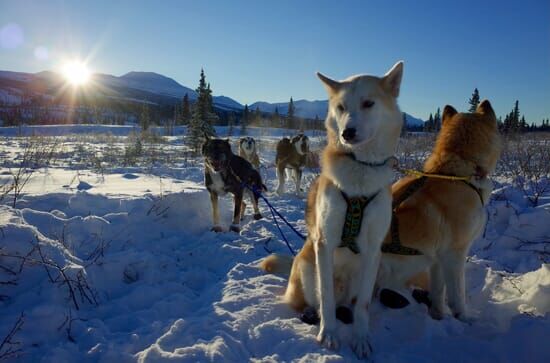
[
  {"x1": 261, "y1": 62, "x2": 404, "y2": 358},
  {"x1": 377, "y1": 100, "x2": 502, "y2": 322}
]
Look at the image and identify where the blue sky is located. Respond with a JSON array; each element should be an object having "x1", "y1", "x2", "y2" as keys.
[{"x1": 1, "y1": 0, "x2": 549, "y2": 122}]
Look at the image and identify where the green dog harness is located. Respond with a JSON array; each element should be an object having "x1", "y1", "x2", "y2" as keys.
[{"x1": 339, "y1": 191, "x2": 379, "y2": 254}]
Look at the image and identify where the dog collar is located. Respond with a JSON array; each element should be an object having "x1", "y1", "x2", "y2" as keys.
[{"x1": 345, "y1": 153, "x2": 397, "y2": 168}]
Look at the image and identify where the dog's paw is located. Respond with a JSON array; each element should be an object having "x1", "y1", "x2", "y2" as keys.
[
  {"x1": 300, "y1": 306, "x2": 319, "y2": 325},
  {"x1": 429, "y1": 306, "x2": 445, "y2": 320},
  {"x1": 379, "y1": 288, "x2": 410, "y2": 309},
  {"x1": 350, "y1": 333, "x2": 373, "y2": 359},
  {"x1": 253, "y1": 213, "x2": 263, "y2": 220},
  {"x1": 317, "y1": 327, "x2": 339, "y2": 351},
  {"x1": 454, "y1": 312, "x2": 475, "y2": 325},
  {"x1": 412, "y1": 289, "x2": 431, "y2": 307},
  {"x1": 229, "y1": 224, "x2": 241, "y2": 233},
  {"x1": 210, "y1": 226, "x2": 223, "y2": 233},
  {"x1": 335, "y1": 306, "x2": 353, "y2": 324}
]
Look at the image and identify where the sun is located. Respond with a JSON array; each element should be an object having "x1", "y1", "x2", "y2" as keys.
[{"x1": 62, "y1": 61, "x2": 90, "y2": 86}]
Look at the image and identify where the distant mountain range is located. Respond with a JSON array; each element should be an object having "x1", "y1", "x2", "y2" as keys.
[
  {"x1": 0, "y1": 69, "x2": 425, "y2": 126},
  {"x1": 249, "y1": 99, "x2": 424, "y2": 127}
]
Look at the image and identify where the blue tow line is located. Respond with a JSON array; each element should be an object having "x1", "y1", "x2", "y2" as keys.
[{"x1": 242, "y1": 183, "x2": 306, "y2": 256}]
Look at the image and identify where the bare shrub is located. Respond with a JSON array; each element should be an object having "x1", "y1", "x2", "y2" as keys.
[
  {"x1": 0, "y1": 137, "x2": 59, "y2": 207},
  {"x1": 0, "y1": 312, "x2": 24, "y2": 361},
  {"x1": 500, "y1": 133, "x2": 550, "y2": 206},
  {"x1": 0, "y1": 240, "x2": 98, "y2": 311},
  {"x1": 395, "y1": 132, "x2": 435, "y2": 178}
]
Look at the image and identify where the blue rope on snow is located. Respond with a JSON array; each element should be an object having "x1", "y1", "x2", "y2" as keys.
[{"x1": 242, "y1": 183, "x2": 306, "y2": 256}]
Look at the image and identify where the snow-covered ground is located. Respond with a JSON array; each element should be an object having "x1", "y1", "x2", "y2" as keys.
[{"x1": 0, "y1": 125, "x2": 548, "y2": 362}]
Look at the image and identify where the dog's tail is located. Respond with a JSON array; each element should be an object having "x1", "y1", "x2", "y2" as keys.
[{"x1": 258, "y1": 253, "x2": 294, "y2": 275}]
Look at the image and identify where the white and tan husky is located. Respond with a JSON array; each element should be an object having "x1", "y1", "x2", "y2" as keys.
[{"x1": 261, "y1": 62, "x2": 404, "y2": 358}]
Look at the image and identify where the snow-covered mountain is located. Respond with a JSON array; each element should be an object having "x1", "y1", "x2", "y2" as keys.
[
  {"x1": 0, "y1": 70, "x2": 243, "y2": 111},
  {"x1": 111, "y1": 71, "x2": 197, "y2": 100},
  {"x1": 0, "y1": 69, "x2": 424, "y2": 124},
  {"x1": 250, "y1": 99, "x2": 425, "y2": 126}
]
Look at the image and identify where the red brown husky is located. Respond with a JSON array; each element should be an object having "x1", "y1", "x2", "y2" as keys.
[{"x1": 378, "y1": 101, "x2": 501, "y2": 322}]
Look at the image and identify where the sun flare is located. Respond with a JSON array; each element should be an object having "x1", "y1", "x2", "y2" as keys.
[{"x1": 62, "y1": 61, "x2": 90, "y2": 86}]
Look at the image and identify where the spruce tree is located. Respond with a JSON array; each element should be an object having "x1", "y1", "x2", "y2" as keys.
[
  {"x1": 227, "y1": 112, "x2": 235, "y2": 136},
  {"x1": 241, "y1": 105, "x2": 249, "y2": 135},
  {"x1": 180, "y1": 93, "x2": 191, "y2": 125},
  {"x1": 513, "y1": 100, "x2": 520, "y2": 132},
  {"x1": 140, "y1": 102, "x2": 150, "y2": 131},
  {"x1": 520, "y1": 115, "x2": 527, "y2": 132},
  {"x1": 274, "y1": 106, "x2": 281, "y2": 127},
  {"x1": 434, "y1": 108, "x2": 441, "y2": 131},
  {"x1": 468, "y1": 88, "x2": 480, "y2": 112},
  {"x1": 189, "y1": 69, "x2": 217, "y2": 152},
  {"x1": 174, "y1": 103, "x2": 180, "y2": 124},
  {"x1": 425, "y1": 113, "x2": 434, "y2": 132},
  {"x1": 287, "y1": 97, "x2": 295, "y2": 129},
  {"x1": 254, "y1": 106, "x2": 261, "y2": 126}
]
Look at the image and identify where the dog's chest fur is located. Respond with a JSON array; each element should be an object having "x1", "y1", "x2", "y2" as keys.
[
  {"x1": 207, "y1": 170, "x2": 227, "y2": 194},
  {"x1": 279, "y1": 152, "x2": 306, "y2": 170},
  {"x1": 326, "y1": 155, "x2": 394, "y2": 197}
]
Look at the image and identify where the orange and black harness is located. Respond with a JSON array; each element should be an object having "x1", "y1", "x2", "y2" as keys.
[
  {"x1": 382, "y1": 171, "x2": 485, "y2": 255},
  {"x1": 338, "y1": 153, "x2": 485, "y2": 255}
]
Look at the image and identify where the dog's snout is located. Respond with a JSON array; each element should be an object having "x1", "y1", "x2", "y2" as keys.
[{"x1": 342, "y1": 128, "x2": 356, "y2": 142}]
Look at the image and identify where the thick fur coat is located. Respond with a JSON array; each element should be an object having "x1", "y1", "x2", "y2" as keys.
[
  {"x1": 377, "y1": 101, "x2": 502, "y2": 321},
  {"x1": 262, "y1": 62, "x2": 405, "y2": 358}
]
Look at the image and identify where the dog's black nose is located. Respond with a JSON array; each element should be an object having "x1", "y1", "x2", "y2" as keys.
[{"x1": 342, "y1": 128, "x2": 356, "y2": 141}]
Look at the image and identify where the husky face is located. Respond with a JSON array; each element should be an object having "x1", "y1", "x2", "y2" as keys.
[
  {"x1": 239, "y1": 137, "x2": 256, "y2": 155},
  {"x1": 291, "y1": 134, "x2": 309, "y2": 155},
  {"x1": 202, "y1": 139, "x2": 232, "y2": 172},
  {"x1": 318, "y1": 62, "x2": 404, "y2": 150}
]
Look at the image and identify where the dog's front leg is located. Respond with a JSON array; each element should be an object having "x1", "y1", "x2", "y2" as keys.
[
  {"x1": 351, "y1": 246, "x2": 380, "y2": 359},
  {"x1": 294, "y1": 167, "x2": 303, "y2": 193},
  {"x1": 251, "y1": 193, "x2": 262, "y2": 220},
  {"x1": 314, "y1": 238, "x2": 339, "y2": 350},
  {"x1": 230, "y1": 191, "x2": 243, "y2": 233},
  {"x1": 276, "y1": 164, "x2": 286, "y2": 195},
  {"x1": 209, "y1": 191, "x2": 222, "y2": 233}
]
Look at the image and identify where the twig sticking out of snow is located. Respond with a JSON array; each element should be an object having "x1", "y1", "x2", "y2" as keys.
[
  {"x1": 0, "y1": 312, "x2": 24, "y2": 361},
  {"x1": 0, "y1": 240, "x2": 99, "y2": 311}
]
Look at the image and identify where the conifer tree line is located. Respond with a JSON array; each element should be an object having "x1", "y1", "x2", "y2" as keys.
[
  {"x1": 2, "y1": 71, "x2": 547, "y2": 134},
  {"x1": 171, "y1": 69, "x2": 324, "y2": 150},
  {"x1": 420, "y1": 87, "x2": 549, "y2": 133}
]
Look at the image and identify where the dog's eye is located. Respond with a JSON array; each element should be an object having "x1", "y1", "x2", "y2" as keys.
[
  {"x1": 362, "y1": 100, "x2": 375, "y2": 109},
  {"x1": 337, "y1": 104, "x2": 345, "y2": 113}
]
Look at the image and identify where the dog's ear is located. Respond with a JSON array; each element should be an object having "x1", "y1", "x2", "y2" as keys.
[
  {"x1": 316, "y1": 72, "x2": 342, "y2": 94},
  {"x1": 381, "y1": 61, "x2": 404, "y2": 98},
  {"x1": 442, "y1": 105, "x2": 458, "y2": 125},
  {"x1": 476, "y1": 99, "x2": 496, "y2": 120}
]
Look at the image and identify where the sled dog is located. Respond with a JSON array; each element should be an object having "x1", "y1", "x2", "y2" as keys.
[
  {"x1": 275, "y1": 134, "x2": 310, "y2": 194},
  {"x1": 239, "y1": 137, "x2": 261, "y2": 170},
  {"x1": 377, "y1": 100, "x2": 501, "y2": 321},
  {"x1": 261, "y1": 61, "x2": 404, "y2": 358},
  {"x1": 202, "y1": 138, "x2": 265, "y2": 233}
]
